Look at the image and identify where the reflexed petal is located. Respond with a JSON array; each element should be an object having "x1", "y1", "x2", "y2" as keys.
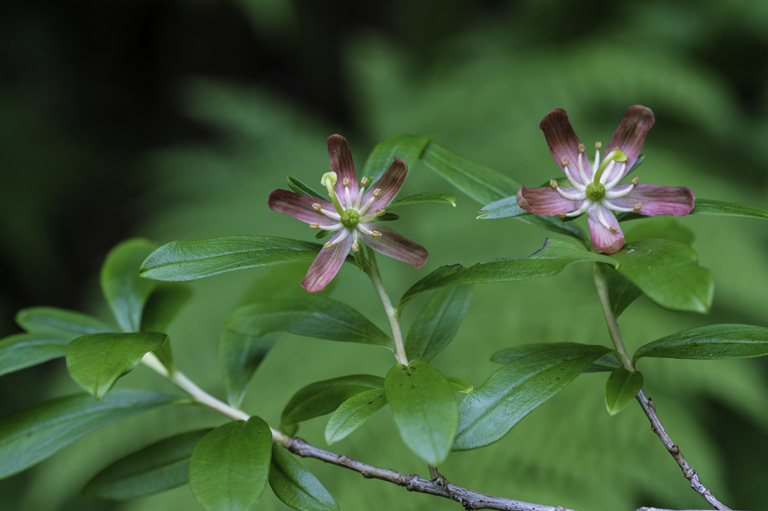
[
  {"x1": 587, "y1": 205, "x2": 624, "y2": 254},
  {"x1": 362, "y1": 157, "x2": 407, "y2": 211},
  {"x1": 605, "y1": 105, "x2": 655, "y2": 178},
  {"x1": 516, "y1": 185, "x2": 582, "y2": 215},
  {"x1": 301, "y1": 231, "x2": 354, "y2": 293},
  {"x1": 327, "y1": 134, "x2": 359, "y2": 199},
  {"x1": 268, "y1": 189, "x2": 337, "y2": 224},
  {"x1": 359, "y1": 223, "x2": 428, "y2": 268},
  {"x1": 540, "y1": 109, "x2": 584, "y2": 178},
  {"x1": 607, "y1": 184, "x2": 695, "y2": 216}
]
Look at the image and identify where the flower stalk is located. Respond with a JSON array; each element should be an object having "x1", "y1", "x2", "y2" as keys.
[{"x1": 365, "y1": 247, "x2": 409, "y2": 365}]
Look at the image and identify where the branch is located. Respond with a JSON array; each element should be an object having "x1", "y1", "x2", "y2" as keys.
[{"x1": 283, "y1": 436, "x2": 576, "y2": 511}]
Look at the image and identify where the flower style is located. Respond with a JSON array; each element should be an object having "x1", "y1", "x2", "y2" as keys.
[
  {"x1": 269, "y1": 134, "x2": 428, "y2": 293},
  {"x1": 516, "y1": 106, "x2": 695, "y2": 254}
]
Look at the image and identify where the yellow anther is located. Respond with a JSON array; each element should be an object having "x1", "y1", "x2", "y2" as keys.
[
  {"x1": 342, "y1": 177, "x2": 350, "y2": 187},
  {"x1": 557, "y1": 213, "x2": 566, "y2": 219},
  {"x1": 309, "y1": 223, "x2": 319, "y2": 229},
  {"x1": 312, "y1": 203, "x2": 322, "y2": 211},
  {"x1": 595, "y1": 141, "x2": 602, "y2": 150},
  {"x1": 631, "y1": 176, "x2": 639, "y2": 185},
  {"x1": 561, "y1": 156, "x2": 569, "y2": 166},
  {"x1": 549, "y1": 179, "x2": 558, "y2": 189},
  {"x1": 375, "y1": 208, "x2": 385, "y2": 216},
  {"x1": 633, "y1": 203, "x2": 642, "y2": 211},
  {"x1": 360, "y1": 177, "x2": 369, "y2": 186},
  {"x1": 578, "y1": 143, "x2": 586, "y2": 153},
  {"x1": 609, "y1": 226, "x2": 618, "y2": 234},
  {"x1": 372, "y1": 189, "x2": 381, "y2": 197},
  {"x1": 323, "y1": 241, "x2": 334, "y2": 250},
  {"x1": 351, "y1": 240, "x2": 359, "y2": 252},
  {"x1": 372, "y1": 230, "x2": 382, "y2": 238}
]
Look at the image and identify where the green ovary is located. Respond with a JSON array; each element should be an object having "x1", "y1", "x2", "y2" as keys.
[
  {"x1": 341, "y1": 209, "x2": 360, "y2": 228},
  {"x1": 586, "y1": 183, "x2": 605, "y2": 202}
]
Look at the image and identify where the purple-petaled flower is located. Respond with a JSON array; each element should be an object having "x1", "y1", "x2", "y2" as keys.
[
  {"x1": 517, "y1": 106, "x2": 695, "y2": 254},
  {"x1": 269, "y1": 134, "x2": 428, "y2": 293}
]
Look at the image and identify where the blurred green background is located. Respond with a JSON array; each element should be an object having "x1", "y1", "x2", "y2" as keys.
[{"x1": 2, "y1": 1, "x2": 767, "y2": 510}]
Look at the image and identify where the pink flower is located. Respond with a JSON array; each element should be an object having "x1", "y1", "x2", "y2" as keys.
[
  {"x1": 269, "y1": 134, "x2": 428, "y2": 293},
  {"x1": 517, "y1": 106, "x2": 695, "y2": 254}
]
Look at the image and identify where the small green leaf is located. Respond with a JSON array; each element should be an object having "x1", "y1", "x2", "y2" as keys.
[
  {"x1": 0, "y1": 390, "x2": 178, "y2": 479},
  {"x1": 189, "y1": 417, "x2": 273, "y2": 511},
  {"x1": 475, "y1": 196, "x2": 527, "y2": 220},
  {"x1": 400, "y1": 240, "x2": 617, "y2": 307},
  {"x1": 604, "y1": 368, "x2": 643, "y2": 416},
  {"x1": 269, "y1": 444, "x2": 338, "y2": 511},
  {"x1": 605, "y1": 267, "x2": 643, "y2": 318},
  {"x1": 101, "y1": 239, "x2": 159, "y2": 332},
  {"x1": 0, "y1": 334, "x2": 70, "y2": 377},
  {"x1": 324, "y1": 389, "x2": 387, "y2": 445},
  {"x1": 16, "y1": 307, "x2": 113, "y2": 338},
  {"x1": 226, "y1": 297, "x2": 392, "y2": 349},
  {"x1": 282, "y1": 375, "x2": 383, "y2": 426},
  {"x1": 140, "y1": 236, "x2": 324, "y2": 282},
  {"x1": 384, "y1": 360, "x2": 458, "y2": 465},
  {"x1": 491, "y1": 343, "x2": 621, "y2": 373},
  {"x1": 362, "y1": 134, "x2": 432, "y2": 184},
  {"x1": 610, "y1": 239, "x2": 713, "y2": 313},
  {"x1": 447, "y1": 376, "x2": 473, "y2": 393},
  {"x1": 66, "y1": 332, "x2": 167, "y2": 399},
  {"x1": 221, "y1": 329, "x2": 279, "y2": 408},
  {"x1": 406, "y1": 285, "x2": 472, "y2": 362},
  {"x1": 287, "y1": 176, "x2": 325, "y2": 200},
  {"x1": 454, "y1": 344, "x2": 610, "y2": 450},
  {"x1": 82, "y1": 428, "x2": 211, "y2": 500},
  {"x1": 691, "y1": 198, "x2": 768, "y2": 220},
  {"x1": 388, "y1": 192, "x2": 456, "y2": 209},
  {"x1": 634, "y1": 324, "x2": 768, "y2": 361}
]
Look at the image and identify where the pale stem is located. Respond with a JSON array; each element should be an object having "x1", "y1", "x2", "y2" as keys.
[
  {"x1": 364, "y1": 247, "x2": 409, "y2": 365},
  {"x1": 591, "y1": 263, "x2": 731, "y2": 510}
]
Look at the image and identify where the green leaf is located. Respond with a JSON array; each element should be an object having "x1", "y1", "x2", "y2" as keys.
[
  {"x1": 605, "y1": 267, "x2": 643, "y2": 318},
  {"x1": 101, "y1": 239, "x2": 159, "y2": 332},
  {"x1": 287, "y1": 176, "x2": 325, "y2": 200},
  {"x1": 16, "y1": 307, "x2": 113, "y2": 339},
  {"x1": 475, "y1": 196, "x2": 527, "y2": 220},
  {"x1": 221, "y1": 329, "x2": 279, "y2": 408},
  {"x1": 623, "y1": 217, "x2": 695, "y2": 245},
  {"x1": 324, "y1": 389, "x2": 387, "y2": 445},
  {"x1": 384, "y1": 360, "x2": 458, "y2": 465},
  {"x1": 476, "y1": 195, "x2": 588, "y2": 241},
  {"x1": 610, "y1": 239, "x2": 714, "y2": 313},
  {"x1": 405, "y1": 285, "x2": 472, "y2": 362},
  {"x1": 269, "y1": 444, "x2": 338, "y2": 511},
  {"x1": 282, "y1": 375, "x2": 383, "y2": 426},
  {"x1": 66, "y1": 332, "x2": 167, "y2": 399},
  {"x1": 226, "y1": 297, "x2": 392, "y2": 349},
  {"x1": 140, "y1": 284, "x2": 192, "y2": 334},
  {"x1": 691, "y1": 198, "x2": 768, "y2": 220},
  {"x1": 454, "y1": 344, "x2": 610, "y2": 450},
  {"x1": 400, "y1": 240, "x2": 617, "y2": 307},
  {"x1": 634, "y1": 324, "x2": 768, "y2": 361},
  {"x1": 388, "y1": 192, "x2": 456, "y2": 209},
  {"x1": 0, "y1": 334, "x2": 70, "y2": 377},
  {"x1": 0, "y1": 390, "x2": 178, "y2": 479},
  {"x1": 447, "y1": 376, "x2": 473, "y2": 393},
  {"x1": 491, "y1": 343, "x2": 621, "y2": 373},
  {"x1": 604, "y1": 368, "x2": 643, "y2": 416},
  {"x1": 190, "y1": 417, "x2": 272, "y2": 511},
  {"x1": 140, "y1": 236, "x2": 324, "y2": 282},
  {"x1": 362, "y1": 134, "x2": 432, "y2": 184},
  {"x1": 82, "y1": 428, "x2": 211, "y2": 500}
]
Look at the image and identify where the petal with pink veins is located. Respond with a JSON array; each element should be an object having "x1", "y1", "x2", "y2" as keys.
[
  {"x1": 301, "y1": 231, "x2": 354, "y2": 293},
  {"x1": 517, "y1": 185, "x2": 582, "y2": 216},
  {"x1": 327, "y1": 134, "x2": 359, "y2": 199},
  {"x1": 363, "y1": 157, "x2": 407, "y2": 211},
  {"x1": 539, "y1": 109, "x2": 585, "y2": 178},
  {"x1": 360, "y1": 223, "x2": 428, "y2": 269},
  {"x1": 268, "y1": 190, "x2": 337, "y2": 224},
  {"x1": 587, "y1": 205, "x2": 624, "y2": 254},
  {"x1": 608, "y1": 184, "x2": 695, "y2": 216},
  {"x1": 605, "y1": 105, "x2": 655, "y2": 178}
]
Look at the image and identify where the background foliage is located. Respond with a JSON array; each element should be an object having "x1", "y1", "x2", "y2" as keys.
[{"x1": 2, "y1": 1, "x2": 767, "y2": 510}]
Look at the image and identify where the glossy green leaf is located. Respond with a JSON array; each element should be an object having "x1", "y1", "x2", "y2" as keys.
[
  {"x1": 189, "y1": 417, "x2": 272, "y2": 511},
  {"x1": 221, "y1": 329, "x2": 279, "y2": 408},
  {"x1": 140, "y1": 284, "x2": 192, "y2": 334},
  {"x1": 605, "y1": 267, "x2": 643, "y2": 318},
  {"x1": 0, "y1": 390, "x2": 178, "y2": 479},
  {"x1": 491, "y1": 343, "x2": 621, "y2": 373},
  {"x1": 610, "y1": 239, "x2": 713, "y2": 313},
  {"x1": 140, "y1": 236, "x2": 323, "y2": 282},
  {"x1": 691, "y1": 198, "x2": 768, "y2": 220},
  {"x1": 82, "y1": 428, "x2": 211, "y2": 500},
  {"x1": 287, "y1": 176, "x2": 324, "y2": 200},
  {"x1": 405, "y1": 285, "x2": 472, "y2": 362},
  {"x1": 447, "y1": 376, "x2": 473, "y2": 393},
  {"x1": 324, "y1": 388, "x2": 387, "y2": 445},
  {"x1": 0, "y1": 334, "x2": 70, "y2": 377},
  {"x1": 388, "y1": 192, "x2": 456, "y2": 209},
  {"x1": 623, "y1": 217, "x2": 695, "y2": 245},
  {"x1": 269, "y1": 444, "x2": 338, "y2": 511},
  {"x1": 226, "y1": 297, "x2": 392, "y2": 349},
  {"x1": 634, "y1": 324, "x2": 768, "y2": 361},
  {"x1": 362, "y1": 134, "x2": 432, "y2": 183},
  {"x1": 604, "y1": 368, "x2": 643, "y2": 416},
  {"x1": 384, "y1": 360, "x2": 458, "y2": 465},
  {"x1": 400, "y1": 240, "x2": 617, "y2": 307},
  {"x1": 454, "y1": 344, "x2": 610, "y2": 450},
  {"x1": 101, "y1": 239, "x2": 159, "y2": 332},
  {"x1": 66, "y1": 333, "x2": 167, "y2": 399},
  {"x1": 282, "y1": 375, "x2": 383, "y2": 426},
  {"x1": 15, "y1": 307, "x2": 113, "y2": 339}
]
